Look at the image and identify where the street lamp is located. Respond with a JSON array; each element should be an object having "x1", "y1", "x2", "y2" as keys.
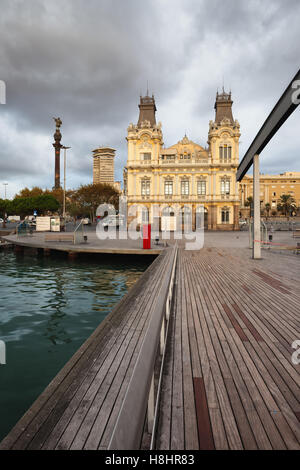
[
  {"x1": 2, "y1": 183, "x2": 8, "y2": 228},
  {"x1": 61, "y1": 146, "x2": 71, "y2": 218}
]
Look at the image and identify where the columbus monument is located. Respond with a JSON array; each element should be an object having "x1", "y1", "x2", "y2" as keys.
[{"x1": 53, "y1": 117, "x2": 62, "y2": 189}]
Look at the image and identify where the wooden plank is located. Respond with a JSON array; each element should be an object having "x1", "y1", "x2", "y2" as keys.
[
  {"x1": 222, "y1": 303, "x2": 249, "y2": 343},
  {"x1": 193, "y1": 378, "x2": 215, "y2": 450},
  {"x1": 180, "y1": 256, "x2": 199, "y2": 450},
  {"x1": 170, "y1": 253, "x2": 184, "y2": 450}
]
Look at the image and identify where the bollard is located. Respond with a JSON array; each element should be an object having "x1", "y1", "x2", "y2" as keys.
[{"x1": 143, "y1": 224, "x2": 151, "y2": 250}]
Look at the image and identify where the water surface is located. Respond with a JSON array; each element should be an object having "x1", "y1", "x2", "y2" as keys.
[{"x1": 0, "y1": 250, "x2": 151, "y2": 442}]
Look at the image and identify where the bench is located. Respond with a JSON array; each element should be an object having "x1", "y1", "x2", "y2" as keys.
[{"x1": 44, "y1": 233, "x2": 74, "y2": 243}]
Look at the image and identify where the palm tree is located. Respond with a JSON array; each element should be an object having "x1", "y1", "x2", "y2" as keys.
[
  {"x1": 244, "y1": 196, "x2": 253, "y2": 219},
  {"x1": 277, "y1": 194, "x2": 296, "y2": 217}
]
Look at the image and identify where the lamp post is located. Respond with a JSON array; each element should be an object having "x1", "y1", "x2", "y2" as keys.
[
  {"x1": 2, "y1": 183, "x2": 8, "y2": 228},
  {"x1": 61, "y1": 146, "x2": 71, "y2": 218}
]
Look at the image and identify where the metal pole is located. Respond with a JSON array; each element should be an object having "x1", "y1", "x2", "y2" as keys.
[
  {"x1": 63, "y1": 148, "x2": 66, "y2": 218},
  {"x1": 3, "y1": 183, "x2": 8, "y2": 199},
  {"x1": 61, "y1": 146, "x2": 71, "y2": 219},
  {"x1": 253, "y1": 154, "x2": 261, "y2": 259}
]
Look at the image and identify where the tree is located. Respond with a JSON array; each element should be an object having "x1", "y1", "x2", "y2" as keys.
[
  {"x1": 45, "y1": 188, "x2": 64, "y2": 206},
  {"x1": 277, "y1": 194, "x2": 297, "y2": 217},
  {"x1": 71, "y1": 183, "x2": 119, "y2": 221},
  {"x1": 34, "y1": 194, "x2": 60, "y2": 214},
  {"x1": 8, "y1": 195, "x2": 59, "y2": 218},
  {"x1": 16, "y1": 187, "x2": 44, "y2": 198},
  {"x1": 244, "y1": 196, "x2": 253, "y2": 218},
  {"x1": 265, "y1": 203, "x2": 271, "y2": 219}
]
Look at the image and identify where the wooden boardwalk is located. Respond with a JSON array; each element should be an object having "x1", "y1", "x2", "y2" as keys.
[
  {"x1": 155, "y1": 247, "x2": 300, "y2": 450},
  {"x1": 0, "y1": 249, "x2": 170, "y2": 450},
  {"x1": 1, "y1": 243, "x2": 299, "y2": 450}
]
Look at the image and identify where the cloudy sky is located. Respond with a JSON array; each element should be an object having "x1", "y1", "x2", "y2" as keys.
[{"x1": 0, "y1": 0, "x2": 299, "y2": 199}]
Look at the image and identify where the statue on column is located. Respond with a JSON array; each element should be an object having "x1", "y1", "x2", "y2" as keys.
[{"x1": 53, "y1": 117, "x2": 62, "y2": 189}]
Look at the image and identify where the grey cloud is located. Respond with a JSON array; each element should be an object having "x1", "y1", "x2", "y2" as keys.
[{"x1": 0, "y1": 0, "x2": 299, "y2": 196}]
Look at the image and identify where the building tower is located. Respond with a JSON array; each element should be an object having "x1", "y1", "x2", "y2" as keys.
[
  {"x1": 125, "y1": 94, "x2": 163, "y2": 224},
  {"x1": 207, "y1": 89, "x2": 241, "y2": 230},
  {"x1": 92, "y1": 147, "x2": 116, "y2": 185}
]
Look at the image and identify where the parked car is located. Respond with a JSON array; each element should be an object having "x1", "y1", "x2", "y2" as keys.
[{"x1": 0, "y1": 218, "x2": 3, "y2": 223}]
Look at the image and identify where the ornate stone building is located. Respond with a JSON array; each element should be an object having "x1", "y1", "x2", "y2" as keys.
[{"x1": 124, "y1": 91, "x2": 241, "y2": 230}]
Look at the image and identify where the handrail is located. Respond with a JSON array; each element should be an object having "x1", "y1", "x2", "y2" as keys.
[
  {"x1": 73, "y1": 220, "x2": 84, "y2": 245},
  {"x1": 74, "y1": 219, "x2": 84, "y2": 233},
  {"x1": 108, "y1": 244, "x2": 178, "y2": 450}
]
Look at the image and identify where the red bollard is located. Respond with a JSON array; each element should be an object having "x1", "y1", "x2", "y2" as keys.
[{"x1": 143, "y1": 224, "x2": 151, "y2": 249}]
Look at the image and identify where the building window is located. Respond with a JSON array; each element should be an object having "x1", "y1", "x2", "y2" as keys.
[
  {"x1": 221, "y1": 178, "x2": 230, "y2": 195},
  {"x1": 181, "y1": 180, "x2": 189, "y2": 195},
  {"x1": 164, "y1": 180, "x2": 173, "y2": 195},
  {"x1": 141, "y1": 179, "x2": 150, "y2": 195},
  {"x1": 219, "y1": 145, "x2": 232, "y2": 162},
  {"x1": 197, "y1": 180, "x2": 206, "y2": 195},
  {"x1": 141, "y1": 152, "x2": 151, "y2": 161},
  {"x1": 221, "y1": 209, "x2": 230, "y2": 223},
  {"x1": 219, "y1": 146, "x2": 223, "y2": 160}
]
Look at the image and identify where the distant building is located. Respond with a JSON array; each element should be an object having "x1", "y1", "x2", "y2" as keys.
[
  {"x1": 93, "y1": 147, "x2": 116, "y2": 185},
  {"x1": 240, "y1": 172, "x2": 300, "y2": 211},
  {"x1": 124, "y1": 91, "x2": 241, "y2": 230}
]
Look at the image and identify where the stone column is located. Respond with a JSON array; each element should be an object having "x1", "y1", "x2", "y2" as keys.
[
  {"x1": 211, "y1": 205, "x2": 217, "y2": 230},
  {"x1": 233, "y1": 205, "x2": 239, "y2": 231}
]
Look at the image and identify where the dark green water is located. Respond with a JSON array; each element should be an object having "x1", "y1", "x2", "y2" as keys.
[{"x1": 0, "y1": 250, "x2": 151, "y2": 442}]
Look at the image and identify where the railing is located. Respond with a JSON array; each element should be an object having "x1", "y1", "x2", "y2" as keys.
[
  {"x1": 73, "y1": 220, "x2": 85, "y2": 245},
  {"x1": 108, "y1": 244, "x2": 178, "y2": 450}
]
